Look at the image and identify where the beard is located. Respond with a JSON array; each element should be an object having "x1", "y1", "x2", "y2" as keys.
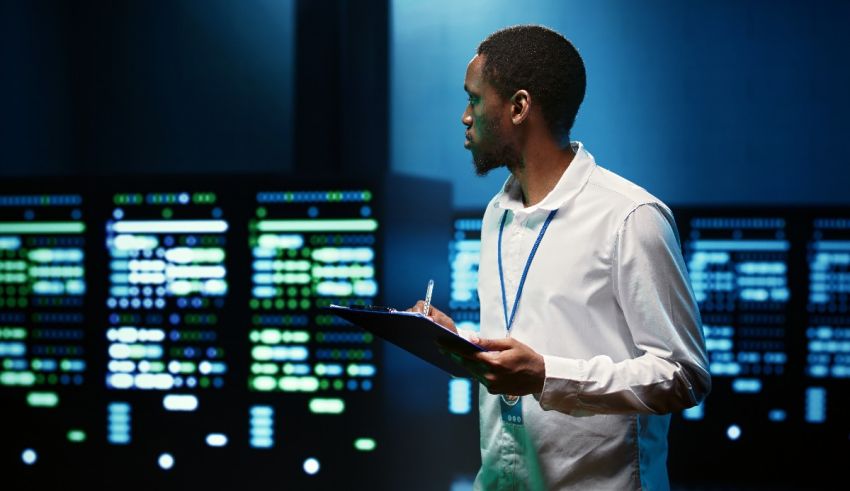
[
  {"x1": 470, "y1": 117, "x2": 522, "y2": 176},
  {"x1": 472, "y1": 144, "x2": 522, "y2": 176}
]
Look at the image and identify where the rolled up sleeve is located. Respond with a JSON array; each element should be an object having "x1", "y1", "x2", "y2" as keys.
[{"x1": 539, "y1": 203, "x2": 711, "y2": 415}]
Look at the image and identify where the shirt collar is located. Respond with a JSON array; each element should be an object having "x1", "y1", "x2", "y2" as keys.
[{"x1": 494, "y1": 141, "x2": 597, "y2": 213}]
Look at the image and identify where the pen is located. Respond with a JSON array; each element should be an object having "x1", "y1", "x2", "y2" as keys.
[{"x1": 423, "y1": 279, "x2": 434, "y2": 317}]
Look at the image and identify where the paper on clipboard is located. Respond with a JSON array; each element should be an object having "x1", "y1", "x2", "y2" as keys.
[{"x1": 325, "y1": 304, "x2": 484, "y2": 377}]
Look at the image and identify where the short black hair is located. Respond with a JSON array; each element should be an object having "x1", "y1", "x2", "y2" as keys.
[{"x1": 477, "y1": 25, "x2": 586, "y2": 139}]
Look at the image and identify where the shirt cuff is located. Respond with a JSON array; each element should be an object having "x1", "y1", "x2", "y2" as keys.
[{"x1": 538, "y1": 354, "x2": 587, "y2": 412}]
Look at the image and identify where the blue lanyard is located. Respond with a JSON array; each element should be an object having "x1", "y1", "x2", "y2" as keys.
[{"x1": 497, "y1": 208, "x2": 558, "y2": 334}]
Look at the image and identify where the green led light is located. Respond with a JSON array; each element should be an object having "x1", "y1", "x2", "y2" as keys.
[
  {"x1": 0, "y1": 273, "x2": 26, "y2": 283},
  {"x1": 354, "y1": 438, "x2": 376, "y2": 452},
  {"x1": 27, "y1": 391, "x2": 59, "y2": 407},
  {"x1": 252, "y1": 346, "x2": 272, "y2": 360},
  {"x1": 251, "y1": 363, "x2": 278, "y2": 375},
  {"x1": 256, "y1": 219, "x2": 378, "y2": 233},
  {"x1": 29, "y1": 265, "x2": 84, "y2": 278},
  {"x1": 0, "y1": 222, "x2": 85, "y2": 234},
  {"x1": 0, "y1": 327, "x2": 26, "y2": 339},
  {"x1": 309, "y1": 398, "x2": 345, "y2": 414},
  {"x1": 279, "y1": 376, "x2": 319, "y2": 392},
  {"x1": 67, "y1": 429, "x2": 86, "y2": 443},
  {"x1": 252, "y1": 375, "x2": 277, "y2": 391},
  {"x1": 0, "y1": 260, "x2": 27, "y2": 270},
  {"x1": 280, "y1": 330, "x2": 309, "y2": 343},
  {"x1": 192, "y1": 192, "x2": 217, "y2": 204}
]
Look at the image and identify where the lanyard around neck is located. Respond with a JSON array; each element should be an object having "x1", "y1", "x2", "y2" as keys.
[{"x1": 497, "y1": 208, "x2": 558, "y2": 335}]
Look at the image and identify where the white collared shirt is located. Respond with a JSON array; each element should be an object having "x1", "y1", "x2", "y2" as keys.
[{"x1": 467, "y1": 142, "x2": 711, "y2": 490}]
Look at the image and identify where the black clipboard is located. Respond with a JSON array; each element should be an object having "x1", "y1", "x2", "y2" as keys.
[{"x1": 325, "y1": 304, "x2": 484, "y2": 377}]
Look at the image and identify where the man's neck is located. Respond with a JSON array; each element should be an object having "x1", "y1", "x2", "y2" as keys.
[{"x1": 513, "y1": 141, "x2": 576, "y2": 208}]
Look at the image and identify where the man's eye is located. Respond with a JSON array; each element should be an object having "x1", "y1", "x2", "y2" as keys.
[{"x1": 468, "y1": 97, "x2": 478, "y2": 105}]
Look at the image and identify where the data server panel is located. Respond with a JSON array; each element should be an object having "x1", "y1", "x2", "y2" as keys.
[
  {"x1": 0, "y1": 193, "x2": 91, "y2": 472},
  {"x1": 677, "y1": 212, "x2": 795, "y2": 433},
  {"x1": 804, "y1": 215, "x2": 850, "y2": 436},
  {"x1": 245, "y1": 188, "x2": 383, "y2": 487},
  {"x1": 100, "y1": 189, "x2": 240, "y2": 486},
  {"x1": 446, "y1": 214, "x2": 483, "y2": 417}
]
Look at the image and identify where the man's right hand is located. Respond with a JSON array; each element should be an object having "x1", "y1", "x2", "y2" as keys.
[{"x1": 407, "y1": 300, "x2": 457, "y2": 333}]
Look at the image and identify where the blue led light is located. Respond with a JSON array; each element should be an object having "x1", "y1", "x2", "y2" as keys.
[
  {"x1": 0, "y1": 194, "x2": 80, "y2": 206},
  {"x1": 21, "y1": 448, "x2": 37, "y2": 465},
  {"x1": 805, "y1": 387, "x2": 827, "y2": 423},
  {"x1": 250, "y1": 405, "x2": 275, "y2": 448},
  {"x1": 108, "y1": 402, "x2": 132, "y2": 445},
  {"x1": 726, "y1": 424, "x2": 742, "y2": 441},
  {"x1": 449, "y1": 378, "x2": 472, "y2": 415}
]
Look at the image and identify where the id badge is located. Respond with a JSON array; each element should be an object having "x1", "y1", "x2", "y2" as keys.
[{"x1": 500, "y1": 395, "x2": 523, "y2": 425}]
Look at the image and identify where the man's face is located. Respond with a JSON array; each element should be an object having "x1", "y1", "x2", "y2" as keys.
[{"x1": 461, "y1": 55, "x2": 521, "y2": 176}]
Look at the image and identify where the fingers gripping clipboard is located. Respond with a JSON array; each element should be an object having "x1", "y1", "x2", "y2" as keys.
[{"x1": 325, "y1": 305, "x2": 485, "y2": 377}]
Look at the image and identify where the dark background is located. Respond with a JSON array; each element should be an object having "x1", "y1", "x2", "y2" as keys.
[{"x1": 2, "y1": 0, "x2": 849, "y2": 489}]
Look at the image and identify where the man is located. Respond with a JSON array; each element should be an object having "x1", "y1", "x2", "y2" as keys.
[{"x1": 411, "y1": 25, "x2": 711, "y2": 490}]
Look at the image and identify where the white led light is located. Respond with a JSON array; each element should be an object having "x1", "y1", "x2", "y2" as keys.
[
  {"x1": 114, "y1": 220, "x2": 228, "y2": 234},
  {"x1": 163, "y1": 394, "x2": 199, "y2": 411},
  {"x1": 303, "y1": 457, "x2": 320, "y2": 475},
  {"x1": 206, "y1": 433, "x2": 228, "y2": 447},
  {"x1": 158, "y1": 453, "x2": 174, "y2": 470}
]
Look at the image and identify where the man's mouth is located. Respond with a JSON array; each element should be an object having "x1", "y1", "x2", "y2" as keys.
[{"x1": 464, "y1": 132, "x2": 472, "y2": 148}]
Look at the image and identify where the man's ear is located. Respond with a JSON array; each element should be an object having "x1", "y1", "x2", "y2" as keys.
[{"x1": 510, "y1": 90, "x2": 531, "y2": 126}]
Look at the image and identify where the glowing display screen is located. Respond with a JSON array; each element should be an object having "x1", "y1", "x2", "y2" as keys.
[
  {"x1": 446, "y1": 215, "x2": 482, "y2": 415},
  {"x1": 683, "y1": 217, "x2": 790, "y2": 394},
  {"x1": 805, "y1": 217, "x2": 850, "y2": 424},
  {"x1": 248, "y1": 191, "x2": 377, "y2": 398},
  {"x1": 0, "y1": 194, "x2": 87, "y2": 393},
  {"x1": 449, "y1": 217, "x2": 482, "y2": 334},
  {"x1": 0, "y1": 193, "x2": 90, "y2": 477},
  {"x1": 246, "y1": 189, "x2": 380, "y2": 464},
  {"x1": 105, "y1": 192, "x2": 228, "y2": 394}
]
